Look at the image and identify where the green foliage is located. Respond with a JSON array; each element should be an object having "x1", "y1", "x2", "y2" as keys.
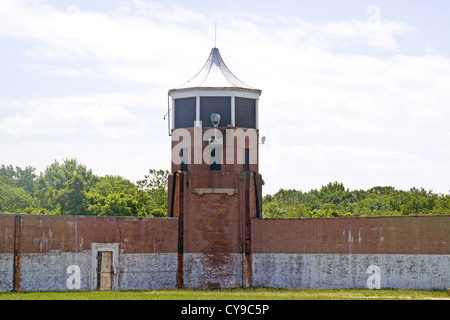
[
  {"x1": 0, "y1": 159, "x2": 169, "y2": 217},
  {"x1": 34, "y1": 159, "x2": 98, "y2": 215},
  {"x1": 2, "y1": 160, "x2": 448, "y2": 219},
  {"x1": 0, "y1": 181, "x2": 41, "y2": 214},
  {"x1": 263, "y1": 182, "x2": 450, "y2": 219},
  {"x1": 86, "y1": 175, "x2": 150, "y2": 217},
  {"x1": 137, "y1": 169, "x2": 170, "y2": 217},
  {"x1": 0, "y1": 165, "x2": 37, "y2": 195}
]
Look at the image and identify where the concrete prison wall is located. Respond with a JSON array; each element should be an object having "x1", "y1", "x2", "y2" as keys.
[
  {"x1": 0, "y1": 214, "x2": 448, "y2": 291},
  {"x1": 251, "y1": 215, "x2": 449, "y2": 289},
  {"x1": 0, "y1": 214, "x2": 179, "y2": 291}
]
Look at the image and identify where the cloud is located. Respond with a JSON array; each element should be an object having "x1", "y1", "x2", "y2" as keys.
[
  {"x1": 0, "y1": 0, "x2": 214, "y2": 86},
  {"x1": 0, "y1": 140, "x2": 170, "y2": 182},
  {"x1": 254, "y1": 47, "x2": 450, "y2": 193},
  {"x1": 0, "y1": 1, "x2": 415, "y2": 84},
  {"x1": 0, "y1": 93, "x2": 156, "y2": 139},
  {"x1": 0, "y1": 1, "x2": 449, "y2": 193},
  {"x1": 0, "y1": 90, "x2": 171, "y2": 181},
  {"x1": 261, "y1": 143, "x2": 448, "y2": 194}
]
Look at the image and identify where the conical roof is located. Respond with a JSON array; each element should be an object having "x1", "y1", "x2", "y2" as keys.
[{"x1": 169, "y1": 48, "x2": 261, "y2": 95}]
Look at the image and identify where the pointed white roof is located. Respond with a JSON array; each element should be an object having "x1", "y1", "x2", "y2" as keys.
[{"x1": 169, "y1": 48, "x2": 261, "y2": 96}]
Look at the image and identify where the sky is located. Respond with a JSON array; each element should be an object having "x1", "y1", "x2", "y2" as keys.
[{"x1": 1, "y1": 0, "x2": 449, "y2": 195}]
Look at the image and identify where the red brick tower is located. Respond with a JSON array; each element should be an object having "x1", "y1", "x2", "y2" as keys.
[{"x1": 167, "y1": 48, "x2": 263, "y2": 288}]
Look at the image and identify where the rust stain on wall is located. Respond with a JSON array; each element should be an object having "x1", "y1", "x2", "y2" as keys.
[
  {"x1": 251, "y1": 216, "x2": 450, "y2": 255},
  {"x1": 1, "y1": 214, "x2": 178, "y2": 255},
  {"x1": 1, "y1": 213, "x2": 449, "y2": 291}
]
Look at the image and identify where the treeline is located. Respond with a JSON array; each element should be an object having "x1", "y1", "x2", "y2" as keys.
[
  {"x1": 263, "y1": 182, "x2": 450, "y2": 218},
  {"x1": 2, "y1": 161, "x2": 449, "y2": 218},
  {"x1": 0, "y1": 159, "x2": 168, "y2": 217}
]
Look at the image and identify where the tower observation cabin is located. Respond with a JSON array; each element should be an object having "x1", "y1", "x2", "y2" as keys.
[
  {"x1": 167, "y1": 47, "x2": 263, "y2": 175},
  {"x1": 168, "y1": 47, "x2": 262, "y2": 131}
]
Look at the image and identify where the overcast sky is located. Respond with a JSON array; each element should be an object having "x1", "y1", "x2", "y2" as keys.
[{"x1": 1, "y1": 0, "x2": 449, "y2": 194}]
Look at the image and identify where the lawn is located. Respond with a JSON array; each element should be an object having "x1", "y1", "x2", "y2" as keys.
[{"x1": 0, "y1": 288, "x2": 448, "y2": 300}]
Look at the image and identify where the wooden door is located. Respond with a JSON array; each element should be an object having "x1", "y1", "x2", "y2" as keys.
[{"x1": 98, "y1": 251, "x2": 113, "y2": 290}]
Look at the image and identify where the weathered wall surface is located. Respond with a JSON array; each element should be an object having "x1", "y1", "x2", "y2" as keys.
[
  {"x1": 168, "y1": 170, "x2": 260, "y2": 289},
  {"x1": 183, "y1": 253, "x2": 245, "y2": 289},
  {"x1": 180, "y1": 173, "x2": 247, "y2": 289},
  {"x1": 0, "y1": 215, "x2": 14, "y2": 291},
  {"x1": 251, "y1": 216, "x2": 450, "y2": 289},
  {"x1": 0, "y1": 214, "x2": 178, "y2": 291},
  {"x1": 252, "y1": 253, "x2": 448, "y2": 289},
  {"x1": 1, "y1": 214, "x2": 448, "y2": 291}
]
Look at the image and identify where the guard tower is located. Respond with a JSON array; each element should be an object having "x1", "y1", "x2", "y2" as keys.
[{"x1": 167, "y1": 48, "x2": 263, "y2": 289}]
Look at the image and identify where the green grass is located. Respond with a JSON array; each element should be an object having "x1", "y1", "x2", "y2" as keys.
[{"x1": 0, "y1": 288, "x2": 448, "y2": 300}]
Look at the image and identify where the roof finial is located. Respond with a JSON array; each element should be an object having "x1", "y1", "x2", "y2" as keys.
[{"x1": 214, "y1": 22, "x2": 217, "y2": 48}]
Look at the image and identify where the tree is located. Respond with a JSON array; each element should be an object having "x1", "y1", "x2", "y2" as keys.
[
  {"x1": 0, "y1": 180, "x2": 41, "y2": 214},
  {"x1": 311, "y1": 182, "x2": 353, "y2": 206},
  {"x1": 36, "y1": 158, "x2": 99, "y2": 215},
  {"x1": 0, "y1": 164, "x2": 37, "y2": 195},
  {"x1": 86, "y1": 175, "x2": 150, "y2": 217},
  {"x1": 262, "y1": 182, "x2": 450, "y2": 218},
  {"x1": 0, "y1": 165, "x2": 45, "y2": 214},
  {"x1": 0, "y1": 160, "x2": 171, "y2": 217},
  {"x1": 137, "y1": 169, "x2": 169, "y2": 217}
]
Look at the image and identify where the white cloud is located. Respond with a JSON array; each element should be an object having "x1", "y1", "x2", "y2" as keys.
[
  {"x1": 335, "y1": 117, "x2": 386, "y2": 134},
  {"x1": 262, "y1": 143, "x2": 448, "y2": 194},
  {"x1": 0, "y1": 1, "x2": 416, "y2": 84},
  {"x1": 0, "y1": 94, "x2": 155, "y2": 138},
  {"x1": 0, "y1": 140, "x2": 171, "y2": 182},
  {"x1": 0, "y1": 1, "x2": 449, "y2": 193}
]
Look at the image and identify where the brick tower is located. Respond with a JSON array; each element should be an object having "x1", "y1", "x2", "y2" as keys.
[{"x1": 167, "y1": 47, "x2": 263, "y2": 288}]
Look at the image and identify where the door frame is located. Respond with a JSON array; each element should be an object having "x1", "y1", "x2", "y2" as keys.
[{"x1": 90, "y1": 243, "x2": 119, "y2": 290}]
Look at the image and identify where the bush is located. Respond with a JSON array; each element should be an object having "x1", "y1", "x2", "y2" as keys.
[{"x1": 262, "y1": 183, "x2": 450, "y2": 218}]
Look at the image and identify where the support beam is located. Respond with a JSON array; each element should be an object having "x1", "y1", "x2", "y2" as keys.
[
  {"x1": 13, "y1": 215, "x2": 22, "y2": 291},
  {"x1": 176, "y1": 173, "x2": 185, "y2": 289},
  {"x1": 244, "y1": 173, "x2": 252, "y2": 288}
]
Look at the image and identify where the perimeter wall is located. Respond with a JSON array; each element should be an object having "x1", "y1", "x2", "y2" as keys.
[
  {"x1": 0, "y1": 214, "x2": 179, "y2": 291},
  {"x1": 251, "y1": 216, "x2": 449, "y2": 289},
  {"x1": 0, "y1": 213, "x2": 448, "y2": 291}
]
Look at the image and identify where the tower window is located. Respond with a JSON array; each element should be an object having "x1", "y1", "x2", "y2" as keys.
[
  {"x1": 243, "y1": 148, "x2": 250, "y2": 172},
  {"x1": 235, "y1": 97, "x2": 256, "y2": 128},
  {"x1": 210, "y1": 147, "x2": 221, "y2": 171},
  {"x1": 200, "y1": 97, "x2": 231, "y2": 127},
  {"x1": 174, "y1": 97, "x2": 196, "y2": 128},
  {"x1": 181, "y1": 148, "x2": 188, "y2": 171}
]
